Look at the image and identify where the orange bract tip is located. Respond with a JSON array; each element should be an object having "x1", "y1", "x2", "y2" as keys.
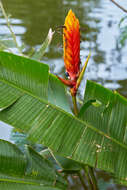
[{"x1": 63, "y1": 9, "x2": 80, "y2": 81}]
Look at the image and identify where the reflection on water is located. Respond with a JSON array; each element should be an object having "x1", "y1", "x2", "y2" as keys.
[
  {"x1": 0, "y1": 0, "x2": 127, "y2": 189},
  {"x1": 0, "y1": 121, "x2": 12, "y2": 140},
  {"x1": 1, "y1": 0, "x2": 127, "y2": 98}
]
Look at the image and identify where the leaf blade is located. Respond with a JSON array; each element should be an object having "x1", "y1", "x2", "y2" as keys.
[{"x1": 1, "y1": 52, "x2": 127, "y2": 185}]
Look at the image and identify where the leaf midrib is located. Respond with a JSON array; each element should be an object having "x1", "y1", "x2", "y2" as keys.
[
  {"x1": 0, "y1": 178, "x2": 40, "y2": 185},
  {"x1": 1, "y1": 77, "x2": 127, "y2": 152}
]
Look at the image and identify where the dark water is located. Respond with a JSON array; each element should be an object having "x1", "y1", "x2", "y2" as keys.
[
  {"x1": 0, "y1": 0, "x2": 127, "y2": 189},
  {"x1": 0, "y1": 0, "x2": 127, "y2": 98}
]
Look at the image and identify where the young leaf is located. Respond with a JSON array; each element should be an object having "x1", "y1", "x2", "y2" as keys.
[{"x1": 32, "y1": 28, "x2": 54, "y2": 61}]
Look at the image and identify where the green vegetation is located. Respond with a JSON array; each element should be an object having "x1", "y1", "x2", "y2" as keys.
[
  {"x1": 0, "y1": 1, "x2": 127, "y2": 190},
  {"x1": 0, "y1": 51, "x2": 127, "y2": 189},
  {"x1": 119, "y1": 16, "x2": 127, "y2": 46}
]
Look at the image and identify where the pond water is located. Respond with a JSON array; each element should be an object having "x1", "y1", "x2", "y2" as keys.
[
  {"x1": 1, "y1": 0, "x2": 127, "y2": 97},
  {"x1": 0, "y1": 0, "x2": 127, "y2": 189}
]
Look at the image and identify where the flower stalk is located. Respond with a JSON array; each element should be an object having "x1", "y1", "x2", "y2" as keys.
[
  {"x1": 88, "y1": 166, "x2": 99, "y2": 190},
  {"x1": 71, "y1": 95, "x2": 78, "y2": 116},
  {"x1": 77, "y1": 171, "x2": 88, "y2": 190},
  {"x1": 57, "y1": 9, "x2": 99, "y2": 190}
]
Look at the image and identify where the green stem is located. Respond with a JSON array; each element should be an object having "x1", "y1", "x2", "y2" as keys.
[
  {"x1": 83, "y1": 165, "x2": 93, "y2": 190},
  {"x1": 88, "y1": 167, "x2": 99, "y2": 190},
  {"x1": 0, "y1": 1, "x2": 23, "y2": 55},
  {"x1": 77, "y1": 171, "x2": 88, "y2": 190},
  {"x1": 72, "y1": 95, "x2": 78, "y2": 116},
  {"x1": 70, "y1": 55, "x2": 90, "y2": 189}
]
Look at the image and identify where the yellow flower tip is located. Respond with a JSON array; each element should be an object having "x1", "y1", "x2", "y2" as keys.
[
  {"x1": 65, "y1": 9, "x2": 79, "y2": 29},
  {"x1": 66, "y1": 9, "x2": 76, "y2": 18},
  {"x1": 67, "y1": 9, "x2": 74, "y2": 17}
]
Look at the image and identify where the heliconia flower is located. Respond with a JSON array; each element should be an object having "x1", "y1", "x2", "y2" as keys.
[
  {"x1": 57, "y1": 9, "x2": 90, "y2": 97},
  {"x1": 63, "y1": 9, "x2": 80, "y2": 82}
]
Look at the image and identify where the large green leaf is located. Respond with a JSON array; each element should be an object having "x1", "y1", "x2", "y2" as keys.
[
  {"x1": 48, "y1": 73, "x2": 71, "y2": 113},
  {"x1": 0, "y1": 184, "x2": 61, "y2": 190},
  {"x1": 0, "y1": 52, "x2": 127, "y2": 185},
  {"x1": 79, "y1": 80, "x2": 127, "y2": 184},
  {"x1": 0, "y1": 140, "x2": 67, "y2": 190},
  {"x1": 0, "y1": 81, "x2": 23, "y2": 110}
]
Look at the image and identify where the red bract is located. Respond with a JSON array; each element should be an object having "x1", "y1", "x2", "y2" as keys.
[
  {"x1": 57, "y1": 9, "x2": 90, "y2": 97},
  {"x1": 63, "y1": 9, "x2": 80, "y2": 82}
]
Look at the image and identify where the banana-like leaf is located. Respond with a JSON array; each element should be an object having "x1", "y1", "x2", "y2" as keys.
[
  {"x1": 0, "y1": 184, "x2": 61, "y2": 190},
  {"x1": 0, "y1": 140, "x2": 67, "y2": 189},
  {"x1": 79, "y1": 80, "x2": 127, "y2": 185},
  {"x1": 0, "y1": 52, "x2": 127, "y2": 185}
]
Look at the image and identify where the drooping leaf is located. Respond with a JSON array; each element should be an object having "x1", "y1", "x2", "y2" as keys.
[
  {"x1": 0, "y1": 52, "x2": 127, "y2": 186},
  {"x1": 0, "y1": 139, "x2": 26, "y2": 176},
  {"x1": 0, "y1": 183, "x2": 61, "y2": 190},
  {"x1": 0, "y1": 140, "x2": 67, "y2": 190},
  {"x1": 0, "y1": 51, "x2": 49, "y2": 100},
  {"x1": 0, "y1": 82, "x2": 23, "y2": 111}
]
